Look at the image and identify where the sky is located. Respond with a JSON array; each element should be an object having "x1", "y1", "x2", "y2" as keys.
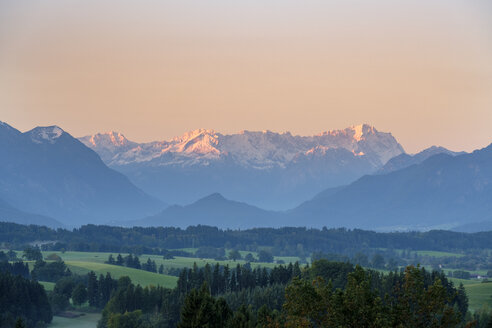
[{"x1": 0, "y1": 0, "x2": 491, "y2": 153}]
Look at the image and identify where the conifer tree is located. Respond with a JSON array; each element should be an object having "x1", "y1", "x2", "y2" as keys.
[{"x1": 87, "y1": 271, "x2": 99, "y2": 307}]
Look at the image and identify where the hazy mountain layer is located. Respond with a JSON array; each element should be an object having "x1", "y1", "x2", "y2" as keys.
[
  {"x1": 126, "y1": 145, "x2": 492, "y2": 231},
  {"x1": 290, "y1": 144, "x2": 492, "y2": 230},
  {"x1": 378, "y1": 146, "x2": 465, "y2": 174},
  {"x1": 125, "y1": 193, "x2": 283, "y2": 229},
  {"x1": 0, "y1": 197, "x2": 63, "y2": 228}
]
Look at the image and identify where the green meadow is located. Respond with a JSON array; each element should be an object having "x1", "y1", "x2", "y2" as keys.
[
  {"x1": 48, "y1": 313, "x2": 101, "y2": 328},
  {"x1": 65, "y1": 261, "x2": 178, "y2": 288},
  {"x1": 449, "y1": 278, "x2": 492, "y2": 312},
  {"x1": 379, "y1": 248, "x2": 466, "y2": 258},
  {"x1": 34, "y1": 250, "x2": 302, "y2": 290},
  {"x1": 465, "y1": 282, "x2": 492, "y2": 312},
  {"x1": 412, "y1": 250, "x2": 465, "y2": 258},
  {"x1": 16, "y1": 250, "x2": 490, "y2": 316}
]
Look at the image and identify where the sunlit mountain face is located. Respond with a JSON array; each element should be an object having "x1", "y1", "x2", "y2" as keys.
[{"x1": 80, "y1": 124, "x2": 404, "y2": 209}]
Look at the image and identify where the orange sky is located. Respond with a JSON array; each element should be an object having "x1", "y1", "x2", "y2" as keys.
[{"x1": 0, "y1": 0, "x2": 491, "y2": 153}]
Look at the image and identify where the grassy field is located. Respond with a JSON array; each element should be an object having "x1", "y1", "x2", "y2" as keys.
[
  {"x1": 465, "y1": 282, "x2": 492, "y2": 312},
  {"x1": 22, "y1": 250, "x2": 492, "y2": 314},
  {"x1": 449, "y1": 278, "x2": 492, "y2": 312},
  {"x1": 65, "y1": 261, "x2": 178, "y2": 288},
  {"x1": 379, "y1": 248, "x2": 466, "y2": 258},
  {"x1": 443, "y1": 268, "x2": 489, "y2": 276},
  {"x1": 39, "y1": 281, "x2": 55, "y2": 291},
  {"x1": 48, "y1": 313, "x2": 101, "y2": 328},
  {"x1": 412, "y1": 250, "x2": 465, "y2": 258},
  {"x1": 33, "y1": 250, "x2": 302, "y2": 289},
  {"x1": 38, "y1": 250, "x2": 302, "y2": 271}
]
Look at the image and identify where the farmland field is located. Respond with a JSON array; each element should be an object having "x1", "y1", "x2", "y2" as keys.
[
  {"x1": 465, "y1": 282, "x2": 492, "y2": 311},
  {"x1": 38, "y1": 250, "x2": 302, "y2": 274},
  {"x1": 48, "y1": 312, "x2": 100, "y2": 328},
  {"x1": 31, "y1": 250, "x2": 302, "y2": 290},
  {"x1": 65, "y1": 261, "x2": 178, "y2": 288},
  {"x1": 449, "y1": 278, "x2": 492, "y2": 311},
  {"x1": 39, "y1": 281, "x2": 55, "y2": 291},
  {"x1": 17, "y1": 249, "x2": 492, "y2": 314},
  {"x1": 412, "y1": 250, "x2": 465, "y2": 258},
  {"x1": 379, "y1": 249, "x2": 466, "y2": 258}
]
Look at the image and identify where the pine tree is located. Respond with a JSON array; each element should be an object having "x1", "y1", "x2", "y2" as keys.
[
  {"x1": 107, "y1": 254, "x2": 115, "y2": 265},
  {"x1": 87, "y1": 271, "x2": 99, "y2": 307},
  {"x1": 456, "y1": 283, "x2": 469, "y2": 319},
  {"x1": 230, "y1": 272, "x2": 237, "y2": 292},
  {"x1": 116, "y1": 254, "x2": 124, "y2": 266},
  {"x1": 178, "y1": 283, "x2": 216, "y2": 328},
  {"x1": 223, "y1": 265, "x2": 230, "y2": 293},
  {"x1": 212, "y1": 263, "x2": 220, "y2": 295},
  {"x1": 145, "y1": 258, "x2": 153, "y2": 272},
  {"x1": 133, "y1": 255, "x2": 141, "y2": 269}
]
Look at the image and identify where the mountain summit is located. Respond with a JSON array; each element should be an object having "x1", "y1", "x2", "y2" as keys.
[
  {"x1": 81, "y1": 124, "x2": 404, "y2": 209},
  {"x1": 0, "y1": 122, "x2": 163, "y2": 226},
  {"x1": 81, "y1": 124, "x2": 403, "y2": 168},
  {"x1": 28, "y1": 126, "x2": 65, "y2": 144}
]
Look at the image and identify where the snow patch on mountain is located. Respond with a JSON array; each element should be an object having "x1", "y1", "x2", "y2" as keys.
[
  {"x1": 80, "y1": 124, "x2": 404, "y2": 168},
  {"x1": 29, "y1": 126, "x2": 64, "y2": 144}
]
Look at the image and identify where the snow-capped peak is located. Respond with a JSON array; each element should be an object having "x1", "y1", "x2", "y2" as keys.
[
  {"x1": 80, "y1": 124, "x2": 404, "y2": 167},
  {"x1": 174, "y1": 129, "x2": 218, "y2": 142},
  {"x1": 29, "y1": 126, "x2": 64, "y2": 144},
  {"x1": 315, "y1": 123, "x2": 376, "y2": 140},
  {"x1": 86, "y1": 131, "x2": 131, "y2": 147},
  {"x1": 170, "y1": 129, "x2": 220, "y2": 156},
  {"x1": 350, "y1": 124, "x2": 376, "y2": 141}
]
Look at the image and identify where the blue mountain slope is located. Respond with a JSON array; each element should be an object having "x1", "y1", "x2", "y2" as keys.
[
  {"x1": 0, "y1": 122, "x2": 164, "y2": 226},
  {"x1": 290, "y1": 144, "x2": 492, "y2": 230},
  {"x1": 378, "y1": 146, "x2": 465, "y2": 174},
  {"x1": 0, "y1": 197, "x2": 63, "y2": 228},
  {"x1": 125, "y1": 193, "x2": 283, "y2": 229}
]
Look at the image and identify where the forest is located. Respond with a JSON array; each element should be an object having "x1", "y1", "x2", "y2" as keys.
[
  {"x1": 2, "y1": 248, "x2": 492, "y2": 328},
  {"x1": 1, "y1": 222, "x2": 491, "y2": 254},
  {"x1": 1, "y1": 222, "x2": 492, "y2": 327},
  {"x1": 1, "y1": 222, "x2": 491, "y2": 272}
]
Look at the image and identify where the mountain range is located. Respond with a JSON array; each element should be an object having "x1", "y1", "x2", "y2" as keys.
[
  {"x1": 289, "y1": 144, "x2": 492, "y2": 231},
  {"x1": 0, "y1": 122, "x2": 163, "y2": 227},
  {"x1": 1, "y1": 120, "x2": 490, "y2": 232},
  {"x1": 80, "y1": 124, "x2": 405, "y2": 209},
  {"x1": 124, "y1": 143, "x2": 490, "y2": 231}
]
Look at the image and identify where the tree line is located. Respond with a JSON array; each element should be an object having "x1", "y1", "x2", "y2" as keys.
[
  {"x1": 0, "y1": 271, "x2": 52, "y2": 328},
  {"x1": 96, "y1": 260, "x2": 480, "y2": 328},
  {"x1": 1, "y1": 223, "x2": 491, "y2": 258}
]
